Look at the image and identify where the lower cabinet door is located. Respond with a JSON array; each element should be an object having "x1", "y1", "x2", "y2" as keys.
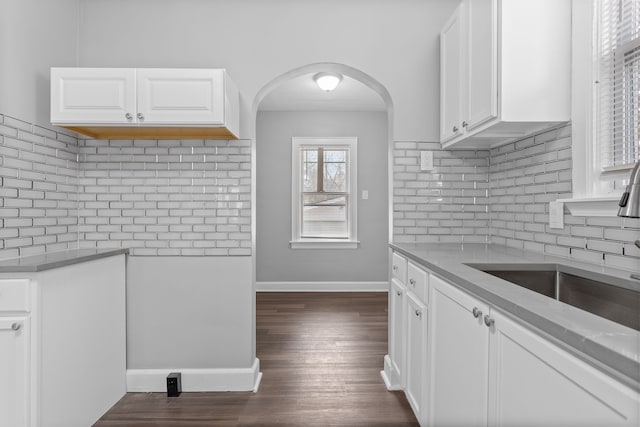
[
  {"x1": 389, "y1": 278, "x2": 406, "y2": 387},
  {"x1": 488, "y1": 309, "x2": 640, "y2": 426},
  {"x1": 0, "y1": 317, "x2": 29, "y2": 427},
  {"x1": 427, "y1": 275, "x2": 490, "y2": 427},
  {"x1": 405, "y1": 292, "x2": 427, "y2": 422}
]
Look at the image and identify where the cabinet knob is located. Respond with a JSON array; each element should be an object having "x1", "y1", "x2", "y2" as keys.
[
  {"x1": 409, "y1": 278, "x2": 416, "y2": 287},
  {"x1": 472, "y1": 307, "x2": 482, "y2": 319},
  {"x1": 452, "y1": 125, "x2": 459, "y2": 132},
  {"x1": 462, "y1": 121, "x2": 468, "y2": 128},
  {"x1": 396, "y1": 290, "x2": 402, "y2": 296},
  {"x1": 11, "y1": 322, "x2": 21, "y2": 331},
  {"x1": 415, "y1": 309, "x2": 422, "y2": 318},
  {"x1": 125, "y1": 113, "x2": 133, "y2": 120},
  {"x1": 483, "y1": 315, "x2": 495, "y2": 328},
  {"x1": 392, "y1": 265, "x2": 398, "y2": 272},
  {"x1": 137, "y1": 113, "x2": 145, "y2": 121}
]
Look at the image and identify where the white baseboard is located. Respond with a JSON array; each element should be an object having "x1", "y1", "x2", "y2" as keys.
[
  {"x1": 127, "y1": 358, "x2": 262, "y2": 392},
  {"x1": 256, "y1": 281, "x2": 388, "y2": 292},
  {"x1": 381, "y1": 355, "x2": 403, "y2": 391}
]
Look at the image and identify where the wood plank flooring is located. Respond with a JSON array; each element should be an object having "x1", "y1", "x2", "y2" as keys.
[{"x1": 94, "y1": 292, "x2": 418, "y2": 427}]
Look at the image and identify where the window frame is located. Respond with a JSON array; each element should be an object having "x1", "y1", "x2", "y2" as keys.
[
  {"x1": 563, "y1": 0, "x2": 639, "y2": 217},
  {"x1": 290, "y1": 137, "x2": 359, "y2": 249}
]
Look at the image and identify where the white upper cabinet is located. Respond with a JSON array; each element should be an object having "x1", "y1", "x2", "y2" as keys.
[
  {"x1": 440, "y1": 0, "x2": 570, "y2": 148},
  {"x1": 51, "y1": 68, "x2": 240, "y2": 139}
]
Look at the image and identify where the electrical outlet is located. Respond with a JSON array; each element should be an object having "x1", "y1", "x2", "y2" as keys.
[
  {"x1": 420, "y1": 151, "x2": 434, "y2": 171},
  {"x1": 549, "y1": 201, "x2": 564, "y2": 229}
]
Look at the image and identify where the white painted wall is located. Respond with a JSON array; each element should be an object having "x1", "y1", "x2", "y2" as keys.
[
  {"x1": 126, "y1": 256, "x2": 254, "y2": 369},
  {"x1": 0, "y1": 0, "x2": 80, "y2": 125},
  {"x1": 256, "y1": 111, "x2": 389, "y2": 285},
  {"x1": 77, "y1": 0, "x2": 458, "y2": 142}
]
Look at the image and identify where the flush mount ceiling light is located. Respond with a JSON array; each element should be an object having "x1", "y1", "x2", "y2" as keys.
[{"x1": 314, "y1": 72, "x2": 342, "y2": 92}]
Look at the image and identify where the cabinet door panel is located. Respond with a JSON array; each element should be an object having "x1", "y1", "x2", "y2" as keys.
[
  {"x1": 440, "y1": 4, "x2": 464, "y2": 143},
  {"x1": 406, "y1": 293, "x2": 427, "y2": 420},
  {"x1": 466, "y1": 0, "x2": 497, "y2": 130},
  {"x1": 489, "y1": 310, "x2": 639, "y2": 426},
  {"x1": 137, "y1": 69, "x2": 225, "y2": 124},
  {"x1": 428, "y1": 275, "x2": 490, "y2": 426},
  {"x1": 0, "y1": 317, "x2": 29, "y2": 427},
  {"x1": 389, "y1": 278, "x2": 406, "y2": 387},
  {"x1": 51, "y1": 68, "x2": 136, "y2": 124}
]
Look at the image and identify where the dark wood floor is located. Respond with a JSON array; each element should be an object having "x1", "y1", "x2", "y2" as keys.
[{"x1": 94, "y1": 292, "x2": 418, "y2": 426}]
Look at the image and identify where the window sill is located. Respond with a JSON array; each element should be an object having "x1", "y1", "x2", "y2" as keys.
[
  {"x1": 557, "y1": 196, "x2": 622, "y2": 217},
  {"x1": 290, "y1": 239, "x2": 360, "y2": 249}
]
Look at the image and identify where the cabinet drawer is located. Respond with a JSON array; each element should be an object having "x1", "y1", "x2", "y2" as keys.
[
  {"x1": 0, "y1": 280, "x2": 30, "y2": 312},
  {"x1": 407, "y1": 262, "x2": 429, "y2": 303},
  {"x1": 391, "y1": 253, "x2": 408, "y2": 284}
]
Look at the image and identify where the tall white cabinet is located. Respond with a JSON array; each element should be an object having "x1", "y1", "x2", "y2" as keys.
[{"x1": 440, "y1": 0, "x2": 571, "y2": 148}]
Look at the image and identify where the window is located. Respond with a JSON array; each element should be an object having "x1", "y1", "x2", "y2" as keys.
[
  {"x1": 566, "y1": 0, "x2": 639, "y2": 216},
  {"x1": 597, "y1": 0, "x2": 640, "y2": 175},
  {"x1": 291, "y1": 137, "x2": 358, "y2": 248}
]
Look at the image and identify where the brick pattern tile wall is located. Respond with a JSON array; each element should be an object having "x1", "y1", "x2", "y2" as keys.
[
  {"x1": 489, "y1": 124, "x2": 640, "y2": 271},
  {"x1": 0, "y1": 114, "x2": 80, "y2": 260},
  {"x1": 392, "y1": 141, "x2": 491, "y2": 244},
  {"x1": 77, "y1": 138, "x2": 252, "y2": 256}
]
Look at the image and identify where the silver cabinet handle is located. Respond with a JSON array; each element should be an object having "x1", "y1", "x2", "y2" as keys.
[
  {"x1": 484, "y1": 315, "x2": 494, "y2": 328},
  {"x1": 392, "y1": 265, "x2": 398, "y2": 272},
  {"x1": 452, "y1": 125, "x2": 459, "y2": 132},
  {"x1": 415, "y1": 309, "x2": 421, "y2": 318},
  {"x1": 11, "y1": 322, "x2": 21, "y2": 331},
  {"x1": 125, "y1": 113, "x2": 133, "y2": 120},
  {"x1": 137, "y1": 113, "x2": 145, "y2": 121},
  {"x1": 462, "y1": 121, "x2": 468, "y2": 128},
  {"x1": 409, "y1": 278, "x2": 416, "y2": 287},
  {"x1": 396, "y1": 290, "x2": 402, "y2": 296},
  {"x1": 472, "y1": 307, "x2": 482, "y2": 318}
]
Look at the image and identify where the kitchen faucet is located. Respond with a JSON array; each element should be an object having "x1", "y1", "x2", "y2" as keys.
[{"x1": 617, "y1": 160, "x2": 640, "y2": 279}]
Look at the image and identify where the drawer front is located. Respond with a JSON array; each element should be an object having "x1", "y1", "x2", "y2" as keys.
[
  {"x1": 0, "y1": 280, "x2": 30, "y2": 312},
  {"x1": 407, "y1": 262, "x2": 429, "y2": 304},
  {"x1": 391, "y1": 252, "x2": 408, "y2": 284}
]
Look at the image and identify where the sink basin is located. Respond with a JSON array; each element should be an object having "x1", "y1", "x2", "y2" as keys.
[{"x1": 466, "y1": 264, "x2": 640, "y2": 332}]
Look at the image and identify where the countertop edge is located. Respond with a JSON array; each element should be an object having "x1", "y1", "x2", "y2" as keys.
[
  {"x1": 0, "y1": 248, "x2": 129, "y2": 273},
  {"x1": 389, "y1": 242, "x2": 640, "y2": 393}
]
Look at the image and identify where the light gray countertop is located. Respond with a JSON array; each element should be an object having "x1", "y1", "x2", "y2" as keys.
[
  {"x1": 0, "y1": 248, "x2": 129, "y2": 273},
  {"x1": 390, "y1": 242, "x2": 640, "y2": 392}
]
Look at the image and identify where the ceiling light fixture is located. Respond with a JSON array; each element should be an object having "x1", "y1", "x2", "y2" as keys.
[{"x1": 314, "y1": 72, "x2": 342, "y2": 92}]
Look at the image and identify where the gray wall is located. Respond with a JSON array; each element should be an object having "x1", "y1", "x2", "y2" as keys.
[
  {"x1": 0, "y1": 0, "x2": 80, "y2": 125},
  {"x1": 256, "y1": 111, "x2": 388, "y2": 283}
]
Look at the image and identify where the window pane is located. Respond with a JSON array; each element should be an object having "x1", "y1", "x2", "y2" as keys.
[
  {"x1": 302, "y1": 149, "x2": 317, "y2": 192},
  {"x1": 302, "y1": 194, "x2": 348, "y2": 238},
  {"x1": 323, "y1": 149, "x2": 347, "y2": 192}
]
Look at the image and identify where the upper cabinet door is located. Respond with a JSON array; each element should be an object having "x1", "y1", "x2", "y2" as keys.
[
  {"x1": 439, "y1": 3, "x2": 464, "y2": 143},
  {"x1": 136, "y1": 69, "x2": 225, "y2": 125},
  {"x1": 50, "y1": 68, "x2": 136, "y2": 124},
  {"x1": 465, "y1": 0, "x2": 497, "y2": 131}
]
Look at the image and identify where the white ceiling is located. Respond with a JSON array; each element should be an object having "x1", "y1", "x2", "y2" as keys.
[{"x1": 258, "y1": 73, "x2": 387, "y2": 112}]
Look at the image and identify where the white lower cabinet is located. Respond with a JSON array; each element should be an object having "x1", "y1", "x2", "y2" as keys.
[
  {"x1": 405, "y1": 292, "x2": 427, "y2": 421},
  {"x1": 388, "y1": 278, "x2": 407, "y2": 388},
  {"x1": 488, "y1": 309, "x2": 639, "y2": 426},
  {"x1": 426, "y1": 274, "x2": 640, "y2": 427},
  {"x1": 0, "y1": 316, "x2": 30, "y2": 427},
  {"x1": 0, "y1": 254, "x2": 126, "y2": 427},
  {"x1": 427, "y1": 274, "x2": 490, "y2": 426}
]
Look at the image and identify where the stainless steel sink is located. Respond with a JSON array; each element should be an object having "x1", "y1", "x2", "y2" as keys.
[{"x1": 466, "y1": 264, "x2": 640, "y2": 332}]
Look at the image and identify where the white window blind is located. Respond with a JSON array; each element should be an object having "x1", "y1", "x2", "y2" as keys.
[{"x1": 597, "y1": 0, "x2": 640, "y2": 172}]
